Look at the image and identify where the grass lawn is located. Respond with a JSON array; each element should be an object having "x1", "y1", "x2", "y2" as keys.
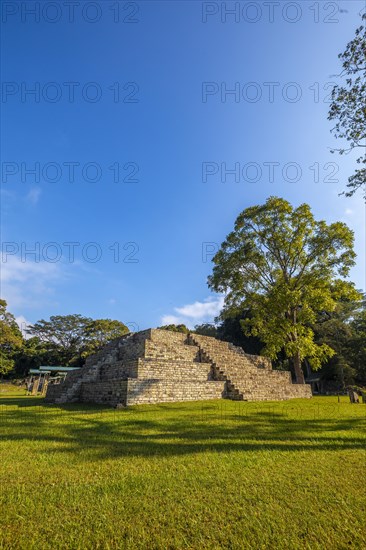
[{"x1": 0, "y1": 385, "x2": 365, "y2": 549}]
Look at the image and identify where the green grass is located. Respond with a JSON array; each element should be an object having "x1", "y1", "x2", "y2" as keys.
[{"x1": 1, "y1": 386, "x2": 365, "y2": 549}]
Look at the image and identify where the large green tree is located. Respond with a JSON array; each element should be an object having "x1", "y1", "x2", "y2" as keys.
[
  {"x1": 328, "y1": 13, "x2": 366, "y2": 199},
  {"x1": 349, "y1": 307, "x2": 366, "y2": 384},
  {"x1": 0, "y1": 299, "x2": 23, "y2": 375},
  {"x1": 27, "y1": 314, "x2": 129, "y2": 367},
  {"x1": 208, "y1": 197, "x2": 360, "y2": 383},
  {"x1": 12, "y1": 337, "x2": 66, "y2": 377},
  {"x1": 27, "y1": 314, "x2": 91, "y2": 366},
  {"x1": 83, "y1": 319, "x2": 129, "y2": 355}
]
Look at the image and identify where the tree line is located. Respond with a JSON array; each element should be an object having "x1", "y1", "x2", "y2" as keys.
[{"x1": 0, "y1": 303, "x2": 129, "y2": 377}]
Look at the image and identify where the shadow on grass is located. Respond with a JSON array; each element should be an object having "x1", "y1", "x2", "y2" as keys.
[{"x1": 1, "y1": 397, "x2": 365, "y2": 460}]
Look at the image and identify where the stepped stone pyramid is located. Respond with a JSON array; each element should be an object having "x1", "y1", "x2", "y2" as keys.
[{"x1": 45, "y1": 329, "x2": 312, "y2": 406}]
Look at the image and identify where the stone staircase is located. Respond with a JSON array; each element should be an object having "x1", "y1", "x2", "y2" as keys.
[
  {"x1": 189, "y1": 334, "x2": 312, "y2": 401},
  {"x1": 45, "y1": 362, "x2": 102, "y2": 404}
]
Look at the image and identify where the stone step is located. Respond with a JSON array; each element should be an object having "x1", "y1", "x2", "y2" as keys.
[{"x1": 190, "y1": 333, "x2": 312, "y2": 402}]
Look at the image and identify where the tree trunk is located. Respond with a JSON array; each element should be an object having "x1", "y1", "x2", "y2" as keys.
[{"x1": 293, "y1": 351, "x2": 305, "y2": 384}]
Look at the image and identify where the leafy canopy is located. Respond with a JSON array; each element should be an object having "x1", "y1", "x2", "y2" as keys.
[
  {"x1": 27, "y1": 314, "x2": 129, "y2": 366},
  {"x1": 0, "y1": 299, "x2": 23, "y2": 375},
  {"x1": 328, "y1": 13, "x2": 366, "y2": 199},
  {"x1": 208, "y1": 197, "x2": 360, "y2": 374},
  {"x1": 84, "y1": 319, "x2": 129, "y2": 355}
]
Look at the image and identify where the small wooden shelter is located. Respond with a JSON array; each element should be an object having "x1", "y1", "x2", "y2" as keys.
[{"x1": 26, "y1": 366, "x2": 80, "y2": 396}]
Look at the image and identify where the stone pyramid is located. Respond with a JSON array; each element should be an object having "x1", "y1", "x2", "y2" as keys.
[{"x1": 45, "y1": 329, "x2": 312, "y2": 406}]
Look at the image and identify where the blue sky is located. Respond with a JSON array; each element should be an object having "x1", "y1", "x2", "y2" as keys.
[{"x1": 1, "y1": 0, "x2": 365, "y2": 334}]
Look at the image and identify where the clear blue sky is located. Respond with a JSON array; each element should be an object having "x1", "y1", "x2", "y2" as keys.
[{"x1": 1, "y1": 0, "x2": 365, "y2": 333}]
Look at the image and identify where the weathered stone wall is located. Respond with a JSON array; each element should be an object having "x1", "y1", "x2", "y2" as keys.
[
  {"x1": 136, "y1": 359, "x2": 213, "y2": 380},
  {"x1": 81, "y1": 380, "x2": 128, "y2": 407},
  {"x1": 44, "y1": 383, "x2": 62, "y2": 402},
  {"x1": 80, "y1": 378, "x2": 226, "y2": 407},
  {"x1": 84, "y1": 331, "x2": 151, "y2": 368},
  {"x1": 245, "y1": 354, "x2": 272, "y2": 370},
  {"x1": 149, "y1": 330, "x2": 187, "y2": 345},
  {"x1": 98, "y1": 360, "x2": 139, "y2": 380},
  {"x1": 144, "y1": 340, "x2": 201, "y2": 362},
  {"x1": 126, "y1": 379, "x2": 226, "y2": 405}
]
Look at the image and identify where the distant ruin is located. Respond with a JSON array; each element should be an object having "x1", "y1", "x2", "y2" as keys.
[{"x1": 45, "y1": 329, "x2": 312, "y2": 406}]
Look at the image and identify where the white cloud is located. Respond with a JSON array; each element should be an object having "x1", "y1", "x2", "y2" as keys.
[
  {"x1": 345, "y1": 208, "x2": 353, "y2": 216},
  {"x1": 160, "y1": 315, "x2": 182, "y2": 325},
  {"x1": 0, "y1": 255, "x2": 62, "y2": 309},
  {"x1": 1, "y1": 255, "x2": 59, "y2": 283},
  {"x1": 161, "y1": 296, "x2": 224, "y2": 329},
  {"x1": 26, "y1": 187, "x2": 42, "y2": 205},
  {"x1": 15, "y1": 315, "x2": 33, "y2": 339},
  {"x1": 175, "y1": 296, "x2": 225, "y2": 319}
]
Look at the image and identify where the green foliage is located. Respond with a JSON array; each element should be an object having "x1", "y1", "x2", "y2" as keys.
[
  {"x1": 83, "y1": 319, "x2": 129, "y2": 356},
  {"x1": 216, "y1": 312, "x2": 263, "y2": 356},
  {"x1": 0, "y1": 300, "x2": 23, "y2": 375},
  {"x1": 157, "y1": 324, "x2": 189, "y2": 334},
  {"x1": 312, "y1": 300, "x2": 360, "y2": 388},
  {"x1": 26, "y1": 314, "x2": 129, "y2": 368},
  {"x1": 193, "y1": 323, "x2": 218, "y2": 337},
  {"x1": 208, "y1": 197, "x2": 360, "y2": 382},
  {"x1": 349, "y1": 307, "x2": 366, "y2": 383},
  {"x1": 12, "y1": 337, "x2": 66, "y2": 378},
  {"x1": 26, "y1": 314, "x2": 91, "y2": 367},
  {"x1": 328, "y1": 13, "x2": 366, "y2": 199}
]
